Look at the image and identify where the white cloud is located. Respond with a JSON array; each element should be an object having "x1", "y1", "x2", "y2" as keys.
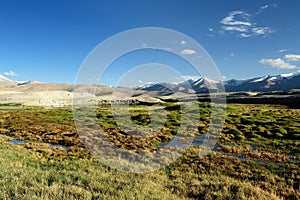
[
  {"x1": 180, "y1": 75, "x2": 199, "y2": 81},
  {"x1": 260, "y1": 58, "x2": 297, "y2": 69},
  {"x1": 3, "y1": 70, "x2": 18, "y2": 76},
  {"x1": 240, "y1": 33, "x2": 251, "y2": 38},
  {"x1": 220, "y1": 7, "x2": 274, "y2": 38},
  {"x1": 256, "y1": 4, "x2": 272, "y2": 15},
  {"x1": 137, "y1": 80, "x2": 154, "y2": 86},
  {"x1": 180, "y1": 49, "x2": 196, "y2": 55},
  {"x1": 260, "y1": 5, "x2": 269, "y2": 10},
  {"x1": 284, "y1": 54, "x2": 300, "y2": 61},
  {"x1": 278, "y1": 49, "x2": 288, "y2": 53},
  {"x1": 222, "y1": 26, "x2": 247, "y2": 32},
  {"x1": 180, "y1": 40, "x2": 186, "y2": 45},
  {"x1": 208, "y1": 28, "x2": 213, "y2": 32},
  {"x1": 252, "y1": 27, "x2": 272, "y2": 35},
  {"x1": 220, "y1": 11, "x2": 252, "y2": 26},
  {"x1": 225, "y1": 53, "x2": 235, "y2": 60}
]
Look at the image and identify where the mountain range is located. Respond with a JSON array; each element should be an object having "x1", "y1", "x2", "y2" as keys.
[
  {"x1": 137, "y1": 71, "x2": 300, "y2": 94},
  {"x1": 0, "y1": 72, "x2": 299, "y2": 108},
  {"x1": 0, "y1": 71, "x2": 299, "y2": 94}
]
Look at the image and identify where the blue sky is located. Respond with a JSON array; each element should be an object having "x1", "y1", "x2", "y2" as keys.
[{"x1": 1, "y1": 0, "x2": 300, "y2": 86}]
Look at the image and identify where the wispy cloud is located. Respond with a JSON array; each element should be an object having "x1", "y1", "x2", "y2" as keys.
[
  {"x1": 180, "y1": 75, "x2": 199, "y2": 81},
  {"x1": 256, "y1": 5, "x2": 269, "y2": 15},
  {"x1": 240, "y1": 33, "x2": 251, "y2": 38},
  {"x1": 180, "y1": 49, "x2": 196, "y2": 55},
  {"x1": 220, "y1": 6, "x2": 274, "y2": 38},
  {"x1": 259, "y1": 58, "x2": 297, "y2": 69},
  {"x1": 284, "y1": 54, "x2": 300, "y2": 61},
  {"x1": 220, "y1": 11, "x2": 252, "y2": 26},
  {"x1": 278, "y1": 49, "x2": 289, "y2": 53},
  {"x1": 225, "y1": 53, "x2": 235, "y2": 61},
  {"x1": 222, "y1": 26, "x2": 247, "y2": 32},
  {"x1": 260, "y1": 5, "x2": 269, "y2": 10},
  {"x1": 206, "y1": 28, "x2": 215, "y2": 37},
  {"x1": 252, "y1": 27, "x2": 272, "y2": 36},
  {"x1": 137, "y1": 80, "x2": 154, "y2": 86},
  {"x1": 256, "y1": 4, "x2": 276, "y2": 15},
  {"x1": 3, "y1": 70, "x2": 18, "y2": 76}
]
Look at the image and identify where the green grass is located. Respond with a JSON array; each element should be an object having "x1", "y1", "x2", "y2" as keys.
[
  {"x1": 0, "y1": 103, "x2": 299, "y2": 199},
  {"x1": 0, "y1": 139, "x2": 293, "y2": 200},
  {"x1": 0, "y1": 140, "x2": 181, "y2": 199}
]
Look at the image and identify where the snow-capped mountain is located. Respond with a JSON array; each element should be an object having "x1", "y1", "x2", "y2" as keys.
[
  {"x1": 138, "y1": 71, "x2": 300, "y2": 94},
  {"x1": 1, "y1": 71, "x2": 299, "y2": 94},
  {"x1": 225, "y1": 71, "x2": 300, "y2": 92},
  {"x1": 0, "y1": 75, "x2": 17, "y2": 87},
  {"x1": 136, "y1": 77, "x2": 223, "y2": 95},
  {"x1": 0, "y1": 75, "x2": 38, "y2": 88}
]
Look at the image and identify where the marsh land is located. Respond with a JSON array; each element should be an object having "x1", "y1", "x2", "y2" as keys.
[{"x1": 0, "y1": 102, "x2": 299, "y2": 199}]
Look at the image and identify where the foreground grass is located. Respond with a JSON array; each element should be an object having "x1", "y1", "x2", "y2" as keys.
[
  {"x1": 0, "y1": 139, "x2": 289, "y2": 200},
  {"x1": 0, "y1": 139, "x2": 181, "y2": 199},
  {"x1": 0, "y1": 103, "x2": 299, "y2": 199}
]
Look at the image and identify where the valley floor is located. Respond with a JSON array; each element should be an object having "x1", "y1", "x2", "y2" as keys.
[{"x1": 0, "y1": 103, "x2": 299, "y2": 199}]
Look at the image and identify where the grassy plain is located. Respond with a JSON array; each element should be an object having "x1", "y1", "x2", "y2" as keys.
[{"x1": 0, "y1": 103, "x2": 299, "y2": 199}]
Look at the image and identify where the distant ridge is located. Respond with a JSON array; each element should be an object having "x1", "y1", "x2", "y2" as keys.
[
  {"x1": 0, "y1": 72, "x2": 299, "y2": 108},
  {"x1": 0, "y1": 71, "x2": 299, "y2": 94},
  {"x1": 137, "y1": 71, "x2": 300, "y2": 94}
]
